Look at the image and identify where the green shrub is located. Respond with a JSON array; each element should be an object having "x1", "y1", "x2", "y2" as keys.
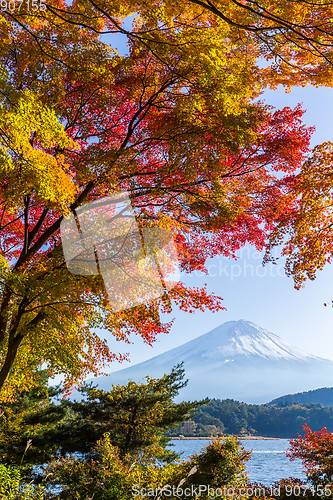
[
  {"x1": 0, "y1": 464, "x2": 45, "y2": 499},
  {"x1": 45, "y1": 433, "x2": 251, "y2": 499}
]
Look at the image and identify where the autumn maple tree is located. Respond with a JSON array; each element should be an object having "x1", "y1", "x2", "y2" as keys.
[
  {"x1": 288, "y1": 423, "x2": 333, "y2": 487},
  {"x1": 0, "y1": 1, "x2": 318, "y2": 401},
  {"x1": 185, "y1": 0, "x2": 333, "y2": 88},
  {"x1": 263, "y1": 142, "x2": 333, "y2": 289},
  {"x1": 175, "y1": 1, "x2": 333, "y2": 288},
  {"x1": 32, "y1": 0, "x2": 333, "y2": 89}
]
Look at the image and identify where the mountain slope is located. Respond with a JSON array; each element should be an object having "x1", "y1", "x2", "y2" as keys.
[
  {"x1": 88, "y1": 320, "x2": 333, "y2": 404},
  {"x1": 268, "y1": 387, "x2": 333, "y2": 406}
]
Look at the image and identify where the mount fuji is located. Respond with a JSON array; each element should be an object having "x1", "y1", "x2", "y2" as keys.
[{"x1": 88, "y1": 320, "x2": 333, "y2": 404}]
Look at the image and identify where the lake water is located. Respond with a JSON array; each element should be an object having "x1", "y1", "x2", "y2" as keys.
[{"x1": 168, "y1": 439, "x2": 306, "y2": 486}]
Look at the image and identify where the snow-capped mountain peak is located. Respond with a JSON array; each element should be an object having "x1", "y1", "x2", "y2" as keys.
[
  {"x1": 198, "y1": 319, "x2": 318, "y2": 362},
  {"x1": 86, "y1": 319, "x2": 333, "y2": 404},
  {"x1": 154, "y1": 320, "x2": 319, "y2": 365}
]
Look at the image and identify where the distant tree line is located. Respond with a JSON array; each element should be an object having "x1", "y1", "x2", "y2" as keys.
[
  {"x1": 168, "y1": 399, "x2": 333, "y2": 438},
  {"x1": 268, "y1": 388, "x2": 333, "y2": 407}
]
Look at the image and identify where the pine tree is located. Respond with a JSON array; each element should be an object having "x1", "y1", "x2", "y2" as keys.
[{"x1": 0, "y1": 365, "x2": 205, "y2": 468}]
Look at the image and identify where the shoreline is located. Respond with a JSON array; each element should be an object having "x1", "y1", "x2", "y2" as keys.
[{"x1": 171, "y1": 436, "x2": 281, "y2": 440}]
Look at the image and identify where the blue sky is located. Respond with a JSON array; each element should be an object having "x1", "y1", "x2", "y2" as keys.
[{"x1": 92, "y1": 30, "x2": 333, "y2": 374}]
